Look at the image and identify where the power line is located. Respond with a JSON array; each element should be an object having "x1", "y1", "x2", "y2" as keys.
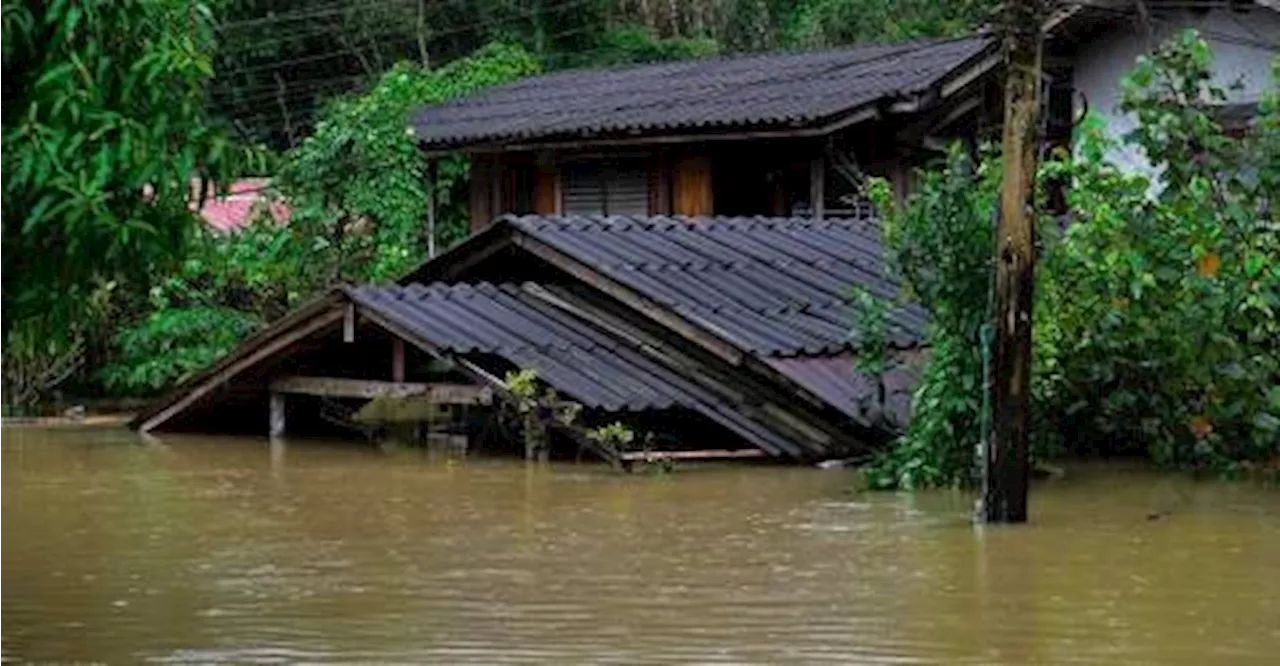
[{"x1": 218, "y1": 0, "x2": 419, "y2": 31}]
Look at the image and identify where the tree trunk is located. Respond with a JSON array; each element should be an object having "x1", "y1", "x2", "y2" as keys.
[{"x1": 985, "y1": 0, "x2": 1045, "y2": 524}]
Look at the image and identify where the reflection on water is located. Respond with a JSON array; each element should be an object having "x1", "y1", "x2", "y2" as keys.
[{"x1": 4, "y1": 427, "x2": 1279, "y2": 664}]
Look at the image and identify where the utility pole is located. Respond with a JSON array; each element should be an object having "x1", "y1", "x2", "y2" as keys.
[{"x1": 985, "y1": 0, "x2": 1047, "y2": 524}]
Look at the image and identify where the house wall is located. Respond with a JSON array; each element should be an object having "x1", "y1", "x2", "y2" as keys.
[
  {"x1": 463, "y1": 132, "x2": 948, "y2": 232},
  {"x1": 1070, "y1": 6, "x2": 1279, "y2": 177}
]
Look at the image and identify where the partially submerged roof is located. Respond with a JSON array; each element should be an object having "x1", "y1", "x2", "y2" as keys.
[
  {"x1": 411, "y1": 36, "x2": 994, "y2": 151},
  {"x1": 136, "y1": 214, "x2": 922, "y2": 458},
  {"x1": 413, "y1": 214, "x2": 924, "y2": 426},
  {"x1": 352, "y1": 282, "x2": 809, "y2": 456},
  {"x1": 503, "y1": 214, "x2": 926, "y2": 355}
]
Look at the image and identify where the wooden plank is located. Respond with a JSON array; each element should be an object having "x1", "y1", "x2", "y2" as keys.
[
  {"x1": 269, "y1": 376, "x2": 493, "y2": 404},
  {"x1": 511, "y1": 234, "x2": 743, "y2": 365},
  {"x1": 809, "y1": 154, "x2": 825, "y2": 220},
  {"x1": 391, "y1": 338, "x2": 405, "y2": 382},
  {"x1": 342, "y1": 303, "x2": 355, "y2": 343},
  {"x1": 648, "y1": 151, "x2": 670, "y2": 215},
  {"x1": 138, "y1": 310, "x2": 344, "y2": 433},
  {"x1": 620, "y1": 449, "x2": 766, "y2": 462},
  {"x1": 534, "y1": 158, "x2": 558, "y2": 214},
  {"x1": 672, "y1": 153, "x2": 713, "y2": 216}
]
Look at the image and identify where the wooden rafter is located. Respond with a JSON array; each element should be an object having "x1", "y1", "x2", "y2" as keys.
[
  {"x1": 137, "y1": 308, "x2": 344, "y2": 433},
  {"x1": 269, "y1": 376, "x2": 492, "y2": 404}
]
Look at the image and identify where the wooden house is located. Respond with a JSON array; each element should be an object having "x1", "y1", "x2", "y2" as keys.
[
  {"x1": 410, "y1": 36, "x2": 1003, "y2": 235},
  {"x1": 132, "y1": 214, "x2": 924, "y2": 465}
]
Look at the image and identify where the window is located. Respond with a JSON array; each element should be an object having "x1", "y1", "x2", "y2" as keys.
[{"x1": 562, "y1": 159, "x2": 648, "y2": 215}]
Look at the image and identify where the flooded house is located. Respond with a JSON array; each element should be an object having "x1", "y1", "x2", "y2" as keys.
[{"x1": 134, "y1": 34, "x2": 1007, "y2": 464}]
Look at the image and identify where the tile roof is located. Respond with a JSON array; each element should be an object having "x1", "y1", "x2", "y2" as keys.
[
  {"x1": 346, "y1": 282, "x2": 810, "y2": 456},
  {"x1": 193, "y1": 178, "x2": 290, "y2": 232},
  {"x1": 411, "y1": 36, "x2": 992, "y2": 149},
  {"x1": 504, "y1": 214, "x2": 927, "y2": 358},
  {"x1": 765, "y1": 354, "x2": 917, "y2": 427}
]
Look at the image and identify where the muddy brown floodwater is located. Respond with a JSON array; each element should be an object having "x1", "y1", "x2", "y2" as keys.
[{"x1": 3, "y1": 427, "x2": 1279, "y2": 664}]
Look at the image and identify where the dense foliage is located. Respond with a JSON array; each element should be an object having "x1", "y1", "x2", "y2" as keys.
[
  {"x1": 94, "y1": 43, "x2": 539, "y2": 395},
  {"x1": 277, "y1": 42, "x2": 539, "y2": 283},
  {"x1": 861, "y1": 148, "x2": 999, "y2": 489},
  {"x1": 1036, "y1": 35, "x2": 1280, "y2": 473},
  {"x1": 1, "y1": 0, "x2": 259, "y2": 332},
  {"x1": 858, "y1": 33, "x2": 1279, "y2": 488},
  {"x1": 210, "y1": 0, "x2": 997, "y2": 149},
  {"x1": 3, "y1": 0, "x2": 993, "y2": 410}
]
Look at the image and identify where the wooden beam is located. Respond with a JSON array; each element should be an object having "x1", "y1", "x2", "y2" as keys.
[
  {"x1": 269, "y1": 392, "x2": 286, "y2": 438},
  {"x1": 391, "y1": 338, "x2": 405, "y2": 382},
  {"x1": 343, "y1": 303, "x2": 355, "y2": 343},
  {"x1": 620, "y1": 448, "x2": 766, "y2": 462},
  {"x1": 269, "y1": 376, "x2": 493, "y2": 404},
  {"x1": 423, "y1": 107, "x2": 882, "y2": 157},
  {"x1": 138, "y1": 309, "x2": 344, "y2": 433},
  {"x1": 510, "y1": 234, "x2": 744, "y2": 365},
  {"x1": 489, "y1": 153, "x2": 503, "y2": 222},
  {"x1": 809, "y1": 153, "x2": 825, "y2": 220}
]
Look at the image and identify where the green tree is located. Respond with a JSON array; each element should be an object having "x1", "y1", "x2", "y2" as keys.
[
  {"x1": 857, "y1": 32, "x2": 1279, "y2": 488},
  {"x1": 95, "y1": 43, "x2": 540, "y2": 397},
  {"x1": 2, "y1": 0, "x2": 258, "y2": 329},
  {"x1": 1036, "y1": 35, "x2": 1280, "y2": 472},
  {"x1": 861, "y1": 147, "x2": 999, "y2": 489},
  {"x1": 276, "y1": 42, "x2": 540, "y2": 284}
]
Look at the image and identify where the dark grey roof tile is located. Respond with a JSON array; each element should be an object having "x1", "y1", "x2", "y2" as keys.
[
  {"x1": 347, "y1": 282, "x2": 809, "y2": 455},
  {"x1": 505, "y1": 214, "x2": 925, "y2": 357},
  {"x1": 412, "y1": 37, "x2": 991, "y2": 148}
]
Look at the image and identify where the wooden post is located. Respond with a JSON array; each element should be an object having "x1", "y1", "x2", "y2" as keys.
[
  {"x1": 391, "y1": 338, "x2": 405, "y2": 383},
  {"x1": 426, "y1": 159, "x2": 438, "y2": 258},
  {"x1": 809, "y1": 154, "x2": 825, "y2": 220},
  {"x1": 469, "y1": 155, "x2": 495, "y2": 235},
  {"x1": 343, "y1": 303, "x2": 355, "y2": 343},
  {"x1": 269, "y1": 392, "x2": 286, "y2": 438},
  {"x1": 985, "y1": 0, "x2": 1046, "y2": 524}
]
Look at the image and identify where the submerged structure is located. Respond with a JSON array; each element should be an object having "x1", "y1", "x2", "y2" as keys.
[
  {"x1": 131, "y1": 34, "x2": 1016, "y2": 461},
  {"x1": 133, "y1": 215, "x2": 922, "y2": 463}
]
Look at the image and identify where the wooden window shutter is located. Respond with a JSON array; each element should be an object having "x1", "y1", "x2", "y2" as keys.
[
  {"x1": 608, "y1": 163, "x2": 648, "y2": 215},
  {"x1": 562, "y1": 163, "x2": 606, "y2": 214},
  {"x1": 672, "y1": 154, "x2": 713, "y2": 216},
  {"x1": 561, "y1": 159, "x2": 649, "y2": 215}
]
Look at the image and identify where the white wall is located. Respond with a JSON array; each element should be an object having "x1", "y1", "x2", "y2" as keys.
[{"x1": 1070, "y1": 6, "x2": 1279, "y2": 176}]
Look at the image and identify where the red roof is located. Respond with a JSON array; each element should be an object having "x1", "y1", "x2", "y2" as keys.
[{"x1": 194, "y1": 178, "x2": 290, "y2": 232}]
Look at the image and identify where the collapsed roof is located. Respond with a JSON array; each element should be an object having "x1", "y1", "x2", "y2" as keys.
[
  {"x1": 134, "y1": 215, "x2": 923, "y2": 462},
  {"x1": 411, "y1": 214, "x2": 923, "y2": 427},
  {"x1": 411, "y1": 36, "x2": 995, "y2": 151}
]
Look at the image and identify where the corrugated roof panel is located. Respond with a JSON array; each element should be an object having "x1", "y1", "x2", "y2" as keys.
[
  {"x1": 346, "y1": 282, "x2": 831, "y2": 455},
  {"x1": 412, "y1": 37, "x2": 991, "y2": 148},
  {"x1": 504, "y1": 214, "x2": 926, "y2": 357}
]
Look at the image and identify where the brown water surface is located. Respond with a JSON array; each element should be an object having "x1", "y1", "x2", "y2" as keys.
[{"x1": 4, "y1": 427, "x2": 1279, "y2": 664}]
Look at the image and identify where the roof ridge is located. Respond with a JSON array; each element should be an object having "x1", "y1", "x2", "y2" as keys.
[{"x1": 474, "y1": 33, "x2": 985, "y2": 84}]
